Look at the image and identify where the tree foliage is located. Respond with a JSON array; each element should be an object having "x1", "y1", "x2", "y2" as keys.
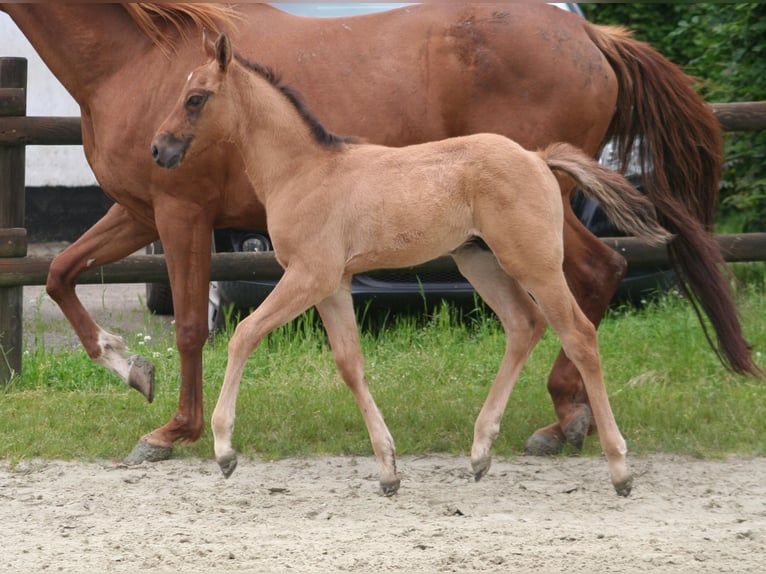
[{"x1": 581, "y1": 3, "x2": 766, "y2": 231}]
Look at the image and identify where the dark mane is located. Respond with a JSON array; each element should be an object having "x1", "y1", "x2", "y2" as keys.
[{"x1": 234, "y1": 54, "x2": 357, "y2": 147}]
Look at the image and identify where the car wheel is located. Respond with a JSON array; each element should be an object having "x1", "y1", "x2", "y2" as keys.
[{"x1": 145, "y1": 240, "x2": 174, "y2": 315}]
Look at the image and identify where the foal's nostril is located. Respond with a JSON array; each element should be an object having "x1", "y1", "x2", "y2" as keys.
[{"x1": 151, "y1": 144, "x2": 160, "y2": 161}]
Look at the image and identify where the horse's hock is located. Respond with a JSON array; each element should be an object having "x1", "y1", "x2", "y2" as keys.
[{"x1": 1, "y1": 55, "x2": 766, "y2": 383}]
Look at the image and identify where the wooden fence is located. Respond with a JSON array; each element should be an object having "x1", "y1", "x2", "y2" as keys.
[{"x1": 1, "y1": 55, "x2": 766, "y2": 382}]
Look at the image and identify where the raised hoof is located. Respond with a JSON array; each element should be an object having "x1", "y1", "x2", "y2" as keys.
[
  {"x1": 380, "y1": 477, "x2": 401, "y2": 497},
  {"x1": 562, "y1": 404, "x2": 592, "y2": 450},
  {"x1": 472, "y1": 456, "x2": 492, "y2": 482},
  {"x1": 123, "y1": 438, "x2": 173, "y2": 465},
  {"x1": 127, "y1": 355, "x2": 155, "y2": 403},
  {"x1": 218, "y1": 454, "x2": 238, "y2": 479},
  {"x1": 614, "y1": 475, "x2": 633, "y2": 498},
  {"x1": 524, "y1": 432, "x2": 565, "y2": 457}
]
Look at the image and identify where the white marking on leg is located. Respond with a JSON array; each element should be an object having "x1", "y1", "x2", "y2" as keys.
[{"x1": 94, "y1": 328, "x2": 131, "y2": 384}]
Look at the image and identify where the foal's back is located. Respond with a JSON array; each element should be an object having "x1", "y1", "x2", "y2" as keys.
[{"x1": 271, "y1": 133, "x2": 561, "y2": 275}]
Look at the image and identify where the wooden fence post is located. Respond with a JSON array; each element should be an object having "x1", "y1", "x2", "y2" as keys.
[{"x1": 0, "y1": 58, "x2": 27, "y2": 384}]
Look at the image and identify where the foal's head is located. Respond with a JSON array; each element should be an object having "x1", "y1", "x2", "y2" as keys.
[
  {"x1": 151, "y1": 32, "x2": 237, "y2": 169},
  {"x1": 152, "y1": 32, "x2": 353, "y2": 170}
]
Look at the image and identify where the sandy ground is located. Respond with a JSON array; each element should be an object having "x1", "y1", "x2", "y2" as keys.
[
  {"x1": 10, "y1": 244, "x2": 765, "y2": 572},
  {"x1": 1, "y1": 454, "x2": 764, "y2": 572}
]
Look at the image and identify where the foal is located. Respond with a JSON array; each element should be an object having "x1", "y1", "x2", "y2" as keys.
[{"x1": 152, "y1": 33, "x2": 670, "y2": 497}]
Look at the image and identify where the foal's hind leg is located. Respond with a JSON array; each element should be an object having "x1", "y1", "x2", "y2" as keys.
[
  {"x1": 526, "y1": 210, "x2": 628, "y2": 456},
  {"x1": 315, "y1": 284, "x2": 399, "y2": 495},
  {"x1": 481, "y1": 202, "x2": 630, "y2": 495},
  {"x1": 452, "y1": 245, "x2": 547, "y2": 481},
  {"x1": 524, "y1": 272, "x2": 631, "y2": 496}
]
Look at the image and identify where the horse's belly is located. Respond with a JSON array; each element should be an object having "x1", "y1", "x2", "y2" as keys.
[{"x1": 343, "y1": 216, "x2": 474, "y2": 275}]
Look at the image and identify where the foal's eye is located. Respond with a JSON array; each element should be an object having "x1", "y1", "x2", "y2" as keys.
[{"x1": 186, "y1": 94, "x2": 207, "y2": 109}]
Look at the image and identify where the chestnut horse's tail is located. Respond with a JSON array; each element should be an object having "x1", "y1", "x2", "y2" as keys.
[
  {"x1": 541, "y1": 142, "x2": 671, "y2": 247},
  {"x1": 584, "y1": 23, "x2": 762, "y2": 378}
]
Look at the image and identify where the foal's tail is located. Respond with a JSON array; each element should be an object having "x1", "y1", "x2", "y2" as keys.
[
  {"x1": 540, "y1": 142, "x2": 671, "y2": 247},
  {"x1": 584, "y1": 24, "x2": 762, "y2": 378}
]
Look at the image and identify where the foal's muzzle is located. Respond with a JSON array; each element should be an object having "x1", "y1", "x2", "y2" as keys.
[{"x1": 151, "y1": 132, "x2": 192, "y2": 169}]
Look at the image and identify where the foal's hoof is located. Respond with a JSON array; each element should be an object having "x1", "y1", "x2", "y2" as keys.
[
  {"x1": 614, "y1": 475, "x2": 633, "y2": 498},
  {"x1": 380, "y1": 477, "x2": 401, "y2": 497},
  {"x1": 524, "y1": 432, "x2": 564, "y2": 457},
  {"x1": 218, "y1": 454, "x2": 238, "y2": 479},
  {"x1": 127, "y1": 355, "x2": 155, "y2": 403},
  {"x1": 123, "y1": 438, "x2": 173, "y2": 465},
  {"x1": 472, "y1": 455, "x2": 492, "y2": 482},
  {"x1": 562, "y1": 404, "x2": 592, "y2": 450}
]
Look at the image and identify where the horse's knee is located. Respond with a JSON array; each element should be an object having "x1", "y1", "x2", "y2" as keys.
[
  {"x1": 228, "y1": 320, "x2": 254, "y2": 356},
  {"x1": 330, "y1": 344, "x2": 365, "y2": 387},
  {"x1": 45, "y1": 254, "x2": 75, "y2": 303},
  {"x1": 174, "y1": 318, "x2": 209, "y2": 354}
]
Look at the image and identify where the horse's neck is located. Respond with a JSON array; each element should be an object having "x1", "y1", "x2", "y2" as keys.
[
  {"x1": 235, "y1": 73, "x2": 329, "y2": 201},
  {"x1": 4, "y1": 4, "x2": 150, "y2": 106}
]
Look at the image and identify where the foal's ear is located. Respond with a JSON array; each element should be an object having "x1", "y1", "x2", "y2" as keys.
[
  {"x1": 215, "y1": 33, "x2": 233, "y2": 73},
  {"x1": 202, "y1": 28, "x2": 216, "y2": 58}
]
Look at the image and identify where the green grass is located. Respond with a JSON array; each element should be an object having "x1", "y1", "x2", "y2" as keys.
[{"x1": 2, "y1": 267, "x2": 766, "y2": 464}]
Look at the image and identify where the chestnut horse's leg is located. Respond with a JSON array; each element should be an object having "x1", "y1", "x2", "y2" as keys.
[
  {"x1": 315, "y1": 284, "x2": 399, "y2": 495},
  {"x1": 525, "y1": 208, "x2": 628, "y2": 456},
  {"x1": 451, "y1": 245, "x2": 547, "y2": 480},
  {"x1": 125, "y1": 199, "x2": 214, "y2": 464},
  {"x1": 46, "y1": 204, "x2": 159, "y2": 401}
]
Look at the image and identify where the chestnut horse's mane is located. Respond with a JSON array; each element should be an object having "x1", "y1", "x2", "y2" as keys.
[{"x1": 123, "y1": 3, "x2": 239, "y2": 53}]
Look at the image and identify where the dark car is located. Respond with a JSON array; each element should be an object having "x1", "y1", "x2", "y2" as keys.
[{"x1": 145, "y1": 2, "x2": 673, "y2": 328}]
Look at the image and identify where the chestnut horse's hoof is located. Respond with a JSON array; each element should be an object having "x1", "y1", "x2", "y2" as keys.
[
  {"x1": 218, "y1": 454, "x2": 238, "y2": 478},
  {"x1": 562, "y1": 403, "x2": 592, "y2": 450},
  {"x1": 380, "y1": 477, "x2": 401, "y2": 497},
  {"x1": 123, "y1": 438, "x2": 173, "y2": 465},
  {"x1": 472, "y1": 455, "x2": 492, "y2": 482},
  {"x1": 127, "y1": 355, "x2": 155, "y2": 403},
  {"x1": 524, "y1": 432, "x2": 564, "y2": 457}
]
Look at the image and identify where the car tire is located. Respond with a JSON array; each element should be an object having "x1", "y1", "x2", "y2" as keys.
[{"x1": 145, "y1": 240, "x2": 174, "y2": 315}]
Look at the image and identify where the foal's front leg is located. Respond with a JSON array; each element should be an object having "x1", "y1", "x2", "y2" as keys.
[
  {"x1": 211, "y1": 265, "x2": 331, "y2": 478},
  {"x1": 316, "y1": 285, "x2": 399, "y2": 496}
]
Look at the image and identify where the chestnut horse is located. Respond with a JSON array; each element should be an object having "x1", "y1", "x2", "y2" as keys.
[
  {"x1": 152, "y1": 32, "x2": 672, "y2": 495},
  {"x1": 2, "y1": 4, "x2": 757, "y2": 464}
]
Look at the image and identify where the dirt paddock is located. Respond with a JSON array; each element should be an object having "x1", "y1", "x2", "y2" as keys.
[
  {"x1": 10, "y1": 244, "x2": 765, "y2": 571},
  {"x1": 1, "y1": 454, "x2": 764, "y2": 572}
]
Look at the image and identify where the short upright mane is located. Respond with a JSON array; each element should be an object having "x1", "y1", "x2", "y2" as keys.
[
  {"x1": 124, "y1": 3, "x2": 238, "y2": 54},
  {"x1": 234, "y1": 54, "x2": 358, "y2": 148}
]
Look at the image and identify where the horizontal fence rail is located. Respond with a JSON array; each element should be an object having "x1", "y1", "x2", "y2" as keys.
[
  {"x1": 1, "y1": 233, "x2": 766, "y2": 288},
  {"x1": 1, "y1": 102, "x2": 765, "y2": 147}
]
